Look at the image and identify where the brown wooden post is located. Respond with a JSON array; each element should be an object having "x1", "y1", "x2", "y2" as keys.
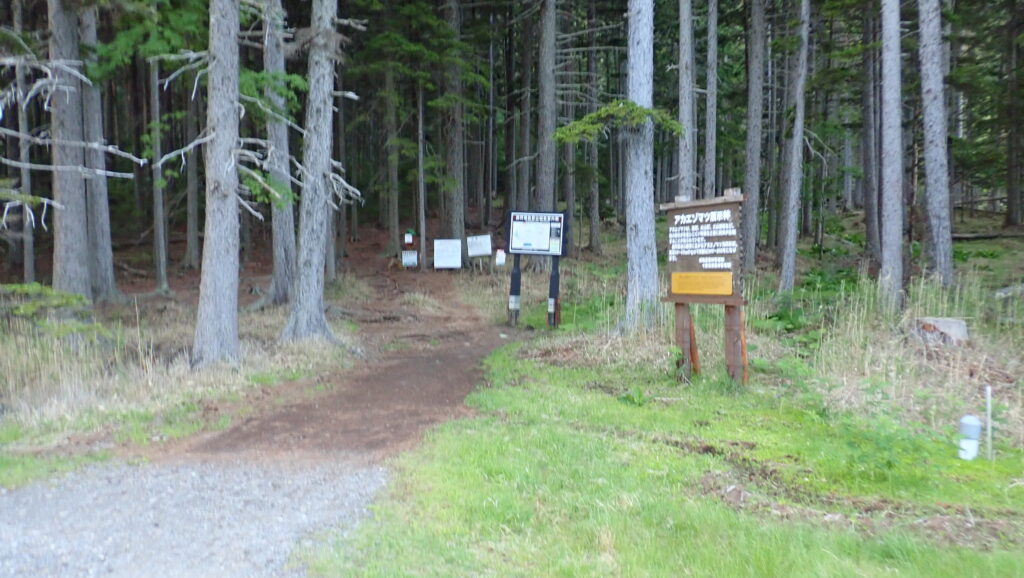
[
  {"x1": 674, "y1": 302, "x2": 700, "y2": 379},
  {"x1": 724, "y1": 305, "x2": 748, "y2": 384}
]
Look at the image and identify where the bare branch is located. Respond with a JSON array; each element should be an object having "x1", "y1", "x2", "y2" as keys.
[{"x1": 0, "y1": 125, "x2": 147, "y2": 166}]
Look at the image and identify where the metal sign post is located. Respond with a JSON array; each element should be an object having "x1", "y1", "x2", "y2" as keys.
[{"x1": 506, "y1": 211, "x2": 569, "y2": 328}]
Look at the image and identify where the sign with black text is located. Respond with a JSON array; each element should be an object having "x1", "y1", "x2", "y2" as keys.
[{"x1": 508, "y1": 211, "x2": 565, "y2": 257}]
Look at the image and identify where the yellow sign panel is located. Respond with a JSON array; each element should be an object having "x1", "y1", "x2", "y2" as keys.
[{"x1": 671, "y1": 272, "x2": 734, "y2": 296}]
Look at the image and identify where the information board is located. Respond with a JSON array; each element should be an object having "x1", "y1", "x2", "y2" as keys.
[
  {"x1": 508, "y1": 212, "x2": 565, "y2": 257},
  {"x1": 663, "y1": 196, "x2": 743, "y2": 299},
  {"x1": 467, "y1": 234, "x2": 493, "y2": 258},
  {"x1": 433, "y1": 239, "x2": 463, "y2": 269}
]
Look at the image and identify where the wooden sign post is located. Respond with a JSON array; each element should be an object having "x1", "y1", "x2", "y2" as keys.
[{"x1": 660, "y1": 194, "x2": 748, "y2": 384}]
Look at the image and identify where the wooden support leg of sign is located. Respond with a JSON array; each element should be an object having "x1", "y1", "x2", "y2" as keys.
[
  {"x1": 674, "y1": 303, "x2": 700, "y2": 379},
  {"x1": 724, "y1": 305, "x2": 748, "y2": 384}
]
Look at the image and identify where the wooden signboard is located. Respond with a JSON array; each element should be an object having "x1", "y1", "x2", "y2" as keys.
[{"x1": 660, "y1": 194, "x2": 748, "y2": 383}]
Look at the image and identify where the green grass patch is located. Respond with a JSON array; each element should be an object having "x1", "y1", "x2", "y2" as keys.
[
  {"x1": 0, "y1": 451, "x2": 110, "y2": 489},
  {"x1": 302, "y1": 344, "x2": 1024, "y2": 576}
]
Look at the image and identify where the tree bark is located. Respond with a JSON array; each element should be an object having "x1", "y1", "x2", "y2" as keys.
[
  {"x1": 443, "y1": 0, "x2": 467, "y2": 251},
  {"x1": 14, "y1": 0, "x2": 34, "y2": 283},
  {"x1": 777, "y1": 0, "x2": 811, "y2": 293},
  {"x1": 417, "y1": 80, "x2": 428, "y2": 271},
  {"x1": 385, "y1": 66, "x2": 400, "y2": 256},
  {"x1": 918, "y1": 0, "x2": 954, "y2": 284},
  {"x1": 149, "y1": 60, "x2": 170, "y2": 294},
  {"x1": 880, "y1": 0, "x2": 905, "y2": 309},
  {"x1": 677, "y1": 0, "x2": 697, "y2": 202},
  {"x1": 262, "y1": 0, "x2": 297, "y2": 303},
  {"x1": 1006, "y1": 0, "x2": 1022, "y2": 226},
  {"x1": 80, "y1": 7, "x2": 120, "y2": 302},
  {"x1": 741, "y1": 0, "x2": 766, "y2": 272},
  {"x1": 282, "y1": 0, "x2": 338, "y2": 341},
  {"x1": 48, "y1": 0, "x2": 91, "y2": 300},
  {"x1": 192, "y1": 0, "x2": 241, "y2": 366},
  {"x1": 861, "y1": 11, "x2": 882, "y2": 266},
  {"x1": 536, "y1": 0, "x2": 557, "y2": 214},
  {"x1": 703, "y1": 0, "x2": 719, "y2": 199},
  {"x1": 183, "y1": 82, "x2": 201, "y2": 270},
  {"x1": 624, "y1": 0, "x2": 659, "y2": 329},
  {"x1": 517, "y1": 20, "x2": 533, "y2": 212},
  {"x1": 587, "y1": 0, "x2": 603, "y2": 254}
]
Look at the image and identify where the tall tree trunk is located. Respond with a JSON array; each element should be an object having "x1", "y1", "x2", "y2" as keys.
[
  {"x1": 624, "y1": 0, "x2": 659, "y2": 329},
  {"x1": 385, "y1": 67, "x2": 400, "y2": 255},
  {"x1": 192, "y1": 0, "x2": 241, "y2": 366},
  {"x1": 861, "y1": 11, "x2": 881, "y2": 266},
  {"x1": 336, "y1": 75, "x2": 348, "y2": 268},
  {"x1": 149, "y1": 60, "x2": 170, "y2": 293},
  {"x1": 677, "y1": 0, "x2": 697, "y2": 202},
  {"x1": 503, "y1": 13, "x2": 517, "y2": 214},
  {"x1": 918, "y1": 0, "x2": 954, "y2": 284},
  {"x1": 443, "y1": 0, "x2": 467, "y2": 250},
  {"x1": 48, "y1": 0, "x2": 91, "y2": 300},
  {"x1": 777, "y1": 0, "x2": 811, "y2": 293},
  {"x1": 587, "y1": 0, "x2": 603, "y2": 254},
  {"x1": 880, "y1": 0, "x2": 905, "y2": 309},
  {"x1": 81, "y1": 7, "x2": 120, "y2": 302},
  {"x1": 417, "y1": 81, "x2": 428, "y2": 271},
  {"x1": 742, "y1": 0, "x2": 766, "y2": 272},
  {"x1": 183, "y1": 84, "x2": 201, "y2": 270},
  {"x1": 282, "y1": 0, "x2": 338, "y2": 341},
  {"x1": 517, "y1": 21, "x2": 533, "y2": 212},
  {"x1": 703, "y1": 0, "x2": 719, "y2": 199},
  {"x1": 485, "y1": 18, "x2": 496, "y2": 227},
  {"x1": 264, "y1": 0, "x2": 296, "y2": 303},
  {"x1": 536, "y1": 0, "x2": 557, "y2": 214},
  {"x1": 14, "y1": 0, "x2": 34, "y2": 283},
  {"x1": 1006, "y1": 0, "x2": 1022, "y2": 226}
]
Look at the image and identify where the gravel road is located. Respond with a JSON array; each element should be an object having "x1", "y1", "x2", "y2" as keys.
[{"x1": 0, "y1": 461, "x2": 387, "y2": 577}]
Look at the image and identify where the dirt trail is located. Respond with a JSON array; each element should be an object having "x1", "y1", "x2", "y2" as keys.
[{"x1": 139, "y1": 231, "x2": 512, "y2": 467}]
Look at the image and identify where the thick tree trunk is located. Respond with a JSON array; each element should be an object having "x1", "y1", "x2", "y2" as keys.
[
  {"x1": 192, "y1": 0, "x2": 241, "y2": 366},
  {"x1": 677, "y1": 0, "x2": 697, "y2": 202},
  {"x1": 536, "y1": 0, "x2": 557, "y2": 214},
  {"x1": 624, "y1": 0, "x2": 659, "y2": 329},
  {"x1": 703, "y1": 0, "x2": 719, "y2": 199},
  {"x1": 777, "y1": 0, "x2": 811, "y2": 293},
  {"x1": 48, "y1": 0, "x2": 91, "y2": 300},
  {"x1": 14, "y1": 0, "x2": 34, "y2": 283},
  {"x1": 503, "y1": 14, "x2": 517, "y2": 213},
  {"x1": 264, "y1": 0, "x2": 296, "y2": 304},
  {"x1": 918, "y1": 0, "x2": 954, "y2": 284},
  {"x1": 443, "y1": 0, "x2": 467, "y2": 250},
  {"x1": 282, "y1": 0, "x2": 338, "y2": 341},
  {"x1": 880, "y1": 0, "x2": 905, "y2": 309},
  {"x1": 81, "y1": 7, "x2": 120, "y2": 302},
  {"x1": 741, "y1": 0, "x2": 766, "y2": 272}
]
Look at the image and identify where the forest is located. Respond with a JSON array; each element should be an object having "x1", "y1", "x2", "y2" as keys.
[
  {"x1": 0, "y1": 0, "x2": 1021, "y2": 360},
  {"x1": 1, "y1": 1, "x2": 1023, "y2": 575}
]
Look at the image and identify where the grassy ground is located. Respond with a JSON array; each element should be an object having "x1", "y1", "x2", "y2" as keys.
[
  {"x1": 0, "y1": 276, "x2": 371, "y2": 488},
  {"x1": 302, "y1": 214, "x2": 1024, "y2": 576}
]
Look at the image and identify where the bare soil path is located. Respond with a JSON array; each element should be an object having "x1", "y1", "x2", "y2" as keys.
[{"x1": 1, "y1": 229, "x2": 515, "y2": 577}]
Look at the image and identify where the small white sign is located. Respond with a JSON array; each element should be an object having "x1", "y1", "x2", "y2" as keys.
[
  {"x1": 433, "y1": 239, "x2": 463, "y2": 269},
  {"x1": 404, "y1": 233, "x2": 414, "y2": 245},
  {"x1": 467, "y1": 234, "x2": 492, "y2": 258},
  {"x1": 495, "y1": 249, "x2": 507, "y2": 267},
  {"x1": 402, "y1": 250, "x2": 418, "y2": 268}
]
